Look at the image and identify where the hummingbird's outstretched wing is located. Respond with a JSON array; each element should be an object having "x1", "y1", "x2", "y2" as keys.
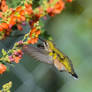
[{"x1": 23, "y1": 46, "x2": 53, "y2": 64}]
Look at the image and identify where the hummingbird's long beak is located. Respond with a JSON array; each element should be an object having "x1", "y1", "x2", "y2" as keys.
[{"x1": 39, "y1": 37, "x2": 46, "y2": 42}]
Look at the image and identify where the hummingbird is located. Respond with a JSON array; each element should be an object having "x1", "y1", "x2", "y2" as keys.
[{"x1": 23, "y1": 39, "x2": 78, "y2": 79}]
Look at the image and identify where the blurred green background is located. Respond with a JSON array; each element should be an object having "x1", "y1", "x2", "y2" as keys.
[{"x1": 0, "y1": 0, "x2": 92, "y2": 92}]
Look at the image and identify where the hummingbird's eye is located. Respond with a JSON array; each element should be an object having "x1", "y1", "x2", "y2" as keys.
[{"x1": 44, "y1": 41, "x2": 49, "y2": 47}]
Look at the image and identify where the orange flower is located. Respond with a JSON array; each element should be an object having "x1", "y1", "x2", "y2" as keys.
[
  {"x1": 14, "y1": 57, "x2": 20, "y2": 63},
  {"x1": 15, "y1": 6, "x2": 26, "y2": 22},
  {"x1": 1, "y1": 5, "x2": 8, "y2": 12},
  {"x1": 0, "y1": 0, "x2": 8, "y2": 12},
  {"x1": 16, "y1": 6, "x2": 22, "y2": 12},
  {"x1": 0, "y1": 23, "x2": 9, "y2": 32},
  {"x1": 27, "y1": 37, "x2": 38, "y2": 44},
  {"x1": 25, "y1": 3, "x2": 30, "y2": 8},
  {"x1": 67, "y1": 0, "x2": 72, "y2": 2},
  {"x1": 35, "y1": 30, "x2": 41, "y2": 36},
  {"x1": 20, "y1": 10, "x2": 25, "y2": 16},
  {"x1": 53, "y1": 0, "x2": 65, "y2": 14},
  {"x1": 29, "y1": 27, "x2": 41, "y2": 38},
  {"x1": 27, "y1": 27, "x2": 40, "y2": 44},
  {"x1": 1, "y1": 0, "x2": 6, "y2": 6},
  {"x1": 1, "y1": 23, "x2": 8, "y2": 29},
  {"x1": 0, "y1": 63, "x2": 7, "y2": 74},
  {"x1": 24, "y1": 3, "x2": 33, "y2": 15},
  {"x1": 17, "y1": 24, "x2": 23, "y2": 31},
  {"x1": 0, "y1": 25, "x2": 3, "y2": 31},
  {"x1": 9, "y1": 6, "x2": 26, "y2": 24},
  {"x1": 49, "y1": 0, "x2": 54, "y2": 3},
  {"x1": 9, "y1": 16, "x2": 17, "y2": 26},
  {"x1": 47, "y1": 0, "x2": 65, "y2": 16},
  {"x1": 30, "y1": 27, "x2": 37, "y2": 35}
]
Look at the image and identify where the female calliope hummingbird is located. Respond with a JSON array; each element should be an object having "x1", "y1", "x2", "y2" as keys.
[{"x1": 23, "y1": 38, "x2": 78, "y2": 79}]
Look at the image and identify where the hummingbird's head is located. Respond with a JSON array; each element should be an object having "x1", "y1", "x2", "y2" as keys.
[
  {"x1": 42, "y1": 40, "x2": 55, "y2": 51},
  {"x1": 61, "y1": 56, "x2": 78, "y2": 79}
]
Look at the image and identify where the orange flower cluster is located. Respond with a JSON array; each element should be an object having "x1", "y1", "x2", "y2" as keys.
[
  {"x1": 0, "y1": 0, "x2": 72, "y2": 40},
  {"x1": 0, "y1": 1, "x2": 11, "y2": 37},
  {"x1": 27, "y1": 27, "x2": 41, "y2": 44},
  {"x1": 9, "y1": 6, "x2": 26, "y2": 26},
  {"x1": 0, "y1": 63, "x2": 6, "y2": 74},
  {"x1": 24, "y1": 3, "x2": 33, "y2": 15},
  {"x1": 0, "y1": 1, "x2": 33, "y2": 39},
  {"x1": 47, "y1": 0, "x2": 65, "y2": 16},
  {"x1": 0, "y1": 0, "x2": 8, "y2": 12}
]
